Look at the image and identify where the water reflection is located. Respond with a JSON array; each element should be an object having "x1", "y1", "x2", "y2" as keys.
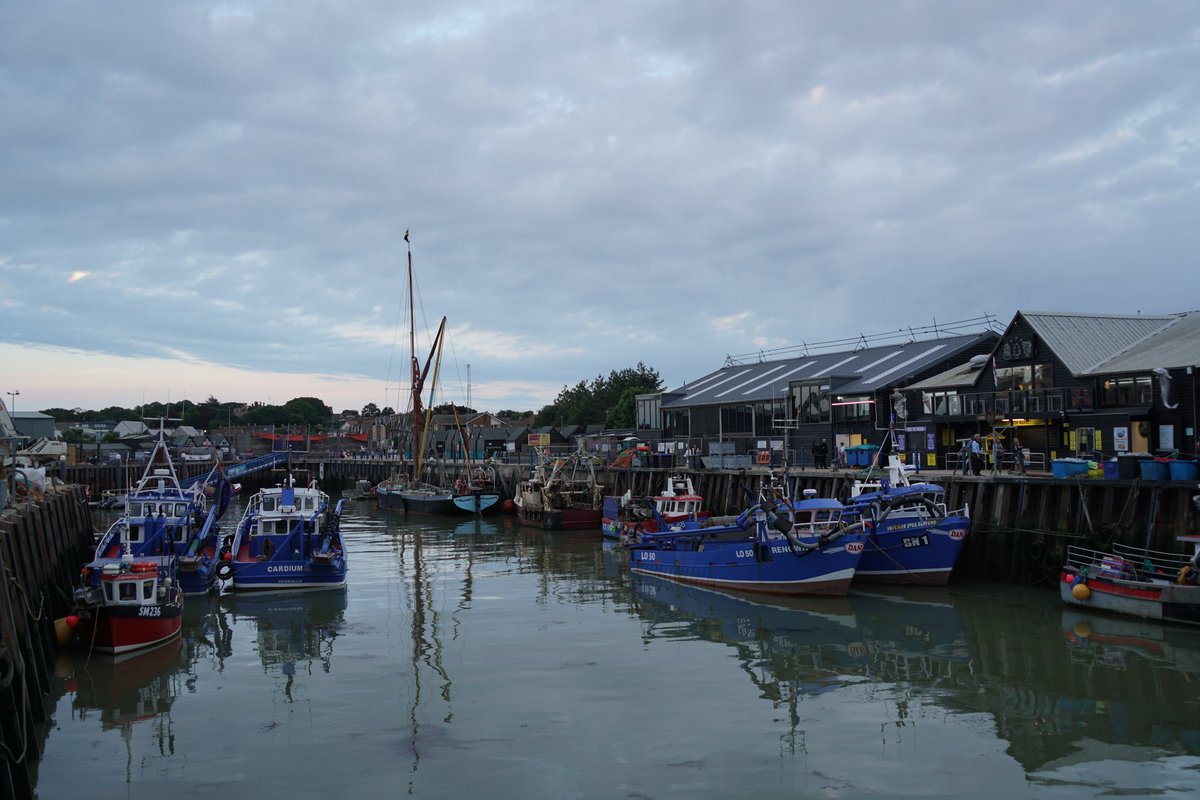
[
  {"x1": 629, "y1": 572, "x2": 976, "y2": 751},
  {"x1": 65, "y1": 614, "x2": 205, "y2": 785},
  {"x1": 38, "y1": 507, "x2": 1200, "y2": 799},
  {"x1": 222, "y1": 590, "x2": 348, "y2": 700},
  {"x1": 626, "y1": 565, "x2": 1200, "y2": 781}
]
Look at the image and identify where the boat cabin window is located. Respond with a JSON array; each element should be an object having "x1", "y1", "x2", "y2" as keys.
[
  {"x1": 119, "y1": 581, "x2": 137, "y2": 602},
  {"x1": 262, "y1": 497, "x2": 278, "y2": 512},
  {"x1": 104, "y1": 582, "x2": 115, "y2": 602},
  {"x1": 143, "y1": 580, "x2": 154, "y2": 600},
  {"x1": 174, "y1": 503, "x2": 187, "y2": 517},
  {"x1": 127, "y1": 525, "x2": 144, "y2": 543}
]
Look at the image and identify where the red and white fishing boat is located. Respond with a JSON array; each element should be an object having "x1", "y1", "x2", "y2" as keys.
[
  {"x1": 71, "y1": 550, "x2": 183, "y2": 655},
  {"x1": 602, "y1": 475, "x2": 710, "y2": 539}
]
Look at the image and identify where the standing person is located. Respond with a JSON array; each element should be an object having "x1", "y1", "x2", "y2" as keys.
[
  {"x1": 1012, "y1": 434, "x2": 1025, "y2": 475},
  {"x1": 837, "y1": 442, "x2": 846, "y2": 469},
  {"x1": 969, "y1": 434, "x2": 983, "y2": 476},
  {"x1": 991, "y1": 434, "x2": 1004, "y2": 475},
  {"x1": 818, "y1": 439, "x2": 829, "y2": 469},
  {"x1": 960, "y1": 439, "x2": 971, "y2": 476}
]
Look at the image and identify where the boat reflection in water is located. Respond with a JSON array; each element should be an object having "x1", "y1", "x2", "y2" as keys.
[
  {"x1": 628, "y1": 572, "x2": 975, "y2": 752},
  {"x1": 66, "y1": 620, "x2": 205, "y2": 786},
  {"x1": 223, "y1": 590, "x2": 348, "y2": 699},
  {"x1": 628, "y1": 572, "x2": 1200, "y2": 780}
]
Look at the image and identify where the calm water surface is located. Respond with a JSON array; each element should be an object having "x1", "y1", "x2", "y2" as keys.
[{"x1": 36, "y1": 499, "x2": 1200, "y2": 799}]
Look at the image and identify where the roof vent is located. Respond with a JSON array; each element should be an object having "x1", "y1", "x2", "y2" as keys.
[{"x1": 967, "y1": 354, "x2": 989, "y2": 369}]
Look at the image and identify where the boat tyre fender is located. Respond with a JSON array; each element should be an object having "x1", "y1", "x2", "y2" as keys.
[
  {"x1": 222, "y1": 534, "x2": 234, "y2": 548},
  {"x1": 215, "y1": 561, "x2": 234, "y2": 582}
]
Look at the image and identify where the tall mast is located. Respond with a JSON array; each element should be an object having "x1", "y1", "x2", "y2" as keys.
[{"x1": 407, "y1": 230, "x2": 420, "y2": 468}]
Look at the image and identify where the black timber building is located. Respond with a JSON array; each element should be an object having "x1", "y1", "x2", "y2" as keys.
[
  {"x1": 656, "y1": 331, "x2": 999, "y2": 465},
  {"x1": 903, "y1": 310, "x2": 1200, "y2": 466}
]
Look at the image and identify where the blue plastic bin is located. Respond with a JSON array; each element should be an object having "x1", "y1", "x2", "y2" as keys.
[
  {"x1": 1052, "y1": 458, "x2": 1090, "y2": 479},
  {"x1": 1139, "y1": 459, "x2": 1169, "y2": 481},
  {"x1": 1168, "y1": 459, "x2": 1198, "y2": 481},
  {"x1": 1102, "y1": 460, "x2": 1119, "y2": 479}
]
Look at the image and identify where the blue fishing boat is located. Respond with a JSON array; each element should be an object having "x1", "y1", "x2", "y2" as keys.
[
  {"x1": 838, "y1": 460, "x2": 971, "y2": 585},
  {"x1": 221, "y1": 476, "x2": 347, "y2": 592},
  {"x1": 627, "y1": 499, "x2": 866, "y2": 596},
  {"x1": 87, "y1": 422, "x2": 232, "y2": 596}
]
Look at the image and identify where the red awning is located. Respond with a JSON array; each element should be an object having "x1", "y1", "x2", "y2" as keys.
[{"x1": 254, "y1": 433, "x2": 327, "y2": 443}]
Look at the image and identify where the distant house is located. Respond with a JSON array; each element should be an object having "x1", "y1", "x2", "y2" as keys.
[{"x1": 113, "y1": 420, "x2": 149, "y2": 438}]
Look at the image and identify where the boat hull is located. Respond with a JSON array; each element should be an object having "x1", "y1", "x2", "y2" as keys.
[
  {"x1": 76, "y1": 601, "x2": 183, "y2": 655},
  {"x1": 629, "y1": 533, "x2": 866, "y2": 597},
  {"x1": 377, "y1": 485, "x2": 459, "y2": 514},
  {"x1": 453, "y1": 493, "x2": 500, "y2": 513},
  {"x1": 231, "y1": 560, "x2": 347, "y2": 592},
  {"x1": 853, "y1": 514, "x2": 970, "y2": 586},
  {"x1": 1060, "y1": 570, "x2": 1200, "y2": 627},
  {"x1": 518, "y1": 506, "x2": 602, "y2": 531}
]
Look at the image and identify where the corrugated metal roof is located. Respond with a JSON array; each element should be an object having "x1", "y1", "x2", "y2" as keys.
[
  {"x1": 663, "y1": 333, "x2": 993, "y2": 408},
  {"x1": 1087, "y1": 311, "x2": 1200, "y2": 374},
  {"x1": 1018, "y1": 311, "x2": 1177, "y2": 376},
  {"x1": 906, "y1": 358, "x2": 988, "y2": 391}
]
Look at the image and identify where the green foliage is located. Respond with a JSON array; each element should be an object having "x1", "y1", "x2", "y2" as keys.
[
  {"x1": 605, "y1": 386, "x2": 643, "y2": 429},
  {"x1": 432, "y1": 403, "x2": 476, "y2": 415},
  {"x1": 60, "y1": 427, "x2": 89, "y2": 444},
  {"x1": 361, "y1": 402, "x2": 380, "y2": 417},
  {"x1": 534, "y1": 362, "x2": 663, "y2": 428},
  {"x1": 244, "y1": 397, "x2": 334, "y2": 428},
  {"x1": 39, "y1": 407, "x2": 82, "y2": 422}
]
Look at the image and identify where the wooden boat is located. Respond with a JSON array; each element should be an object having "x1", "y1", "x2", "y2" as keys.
[
  {"x1": 71, "y1": 553, "x2": 183, "y2": 655},
  {"x1": 1060, "y1": 535, "x2": 1200, "y2": 626},
  {"x1": 374, "y1": 232, "x2": 464, "y2": 515},
  {"x1": 515, "y1": 449, "x2": 605, "y2": 530},
  {"x1": 88, "y1": 421, "x2": 231, "y2": 596},
  {"x1": 223, "y1": 476, "x2": 347, "y2": 592},
  {"x1": 627, "y1": 499, "x2": 867, "y2": 596}
]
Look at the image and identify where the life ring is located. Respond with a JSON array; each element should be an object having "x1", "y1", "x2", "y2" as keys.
[
  {"x1": 215, "y1": 561, "x2": 234, "y2": 581},
  {"x1": 756, "y1": 450, "x2": 771, "y2": 465}
]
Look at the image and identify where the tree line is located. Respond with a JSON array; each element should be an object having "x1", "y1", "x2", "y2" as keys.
[{"x1": 39, "y1": 362, "x2": 664, "y2": 433}]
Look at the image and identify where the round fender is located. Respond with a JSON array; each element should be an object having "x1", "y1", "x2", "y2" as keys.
[{"x1": 215, "y1": 561, "x2": 234, "y2": 582}]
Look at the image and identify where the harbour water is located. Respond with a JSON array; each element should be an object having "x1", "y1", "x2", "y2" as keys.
[{"x1": 36, "y1": 499, "x2": 1200, "y2": 799}]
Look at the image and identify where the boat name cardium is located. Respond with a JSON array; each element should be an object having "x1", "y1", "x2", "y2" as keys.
[{"x1": 266, "y1": 565, "x2": 310, "y2": 573}]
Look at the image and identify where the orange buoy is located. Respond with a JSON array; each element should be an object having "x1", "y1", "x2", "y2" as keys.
[
  {"x1": 502, "y1": 499, "x2": 515, "y2": 513},
  {"x1": 1071, "y1": 583, "x2": 1091, "y2": 601}
]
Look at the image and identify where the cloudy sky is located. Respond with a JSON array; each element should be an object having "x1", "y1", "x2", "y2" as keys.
[{"x1": 2, "y1": 1, "x2": 1197, "y2": 418}]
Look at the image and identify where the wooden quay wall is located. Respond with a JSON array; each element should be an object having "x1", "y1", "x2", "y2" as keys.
[{"x1": 0, "y1": 486, "x2": 94, "y2": 800}]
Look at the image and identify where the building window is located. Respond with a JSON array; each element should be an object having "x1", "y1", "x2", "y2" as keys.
[
  {"x1": 792, "y1": 383, "x2": 829, "y2": 424},
  {"x1": 920, "y1": 391, "x2": 959, "y2": 416},
  {"x1": 833, "y1": 396, "x2": 873, "y2": 423},
  {"x1": 1101, "y1": 376, "x2": 1153, "y2": 407},
  {"x1": 996, "y1": 364, "x2": 1054, "y2": 391},
  {"x1": 663, "y1": 410, "x2": 689, "y2": 437},
  {"x1": 720, "y1": 405, "x2": 754, "y2": 434},
  {"x1": 754, "y1": 399, "x2": 788, "y2": 434}
]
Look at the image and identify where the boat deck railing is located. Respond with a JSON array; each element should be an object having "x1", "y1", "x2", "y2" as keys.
[{"x1": 1066, "y1": 543, "x2": 1194, "y2": 583}]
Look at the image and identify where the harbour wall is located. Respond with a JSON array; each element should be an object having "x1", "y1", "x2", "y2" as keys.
[{"x1": 0, "y1": 487, "x2": 94, "y2": 799}]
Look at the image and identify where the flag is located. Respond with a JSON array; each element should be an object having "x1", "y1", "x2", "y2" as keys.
[{"x1": 991, "y1": 356, "x2": 999, "y2": 389}]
